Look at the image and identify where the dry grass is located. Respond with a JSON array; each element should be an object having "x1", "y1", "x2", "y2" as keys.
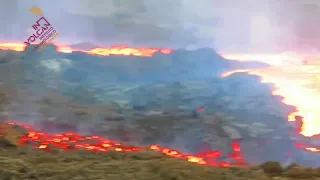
[
  {"x1": 0, "y1": 146, "x2": 265, "y2": 180},
  {"x1": 0, "y1": 146, "x2": 319, "y2": 180}
]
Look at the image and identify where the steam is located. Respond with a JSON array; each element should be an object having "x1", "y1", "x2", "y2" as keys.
[{"x1": 0, "y1": 0, "x2": 319, "y2": 54}]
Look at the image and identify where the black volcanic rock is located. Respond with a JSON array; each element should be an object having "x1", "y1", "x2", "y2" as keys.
[
  {"x1": 19, "y1": 44, "x2": 269, "y2": 84},
  {"x1": 22, "y1": 44, "x2": 63, "y2": 61}
]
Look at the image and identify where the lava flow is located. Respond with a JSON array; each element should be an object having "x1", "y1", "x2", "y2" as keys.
[
  {"x1": 221, "y1": 64, "x2": 320, "y2": 137},
  {"x1": 221, "y1": 67, "x2": 320, "y2": 153},
  {"x1": 0, "y1": 42, "x2": 173, "y2": 57},
  {"x1": 0, "y1": 122, "x2": 245, "y2": 167}
]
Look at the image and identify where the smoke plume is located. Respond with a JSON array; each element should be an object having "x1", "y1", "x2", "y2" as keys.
[{"x1": 0, "y1": 0, "x2": 319, "y2": 54}]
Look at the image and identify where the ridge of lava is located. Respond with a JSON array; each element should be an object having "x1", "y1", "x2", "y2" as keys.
[{"x1": 0, "y1": 42, "x2": 173, "y2": 57}]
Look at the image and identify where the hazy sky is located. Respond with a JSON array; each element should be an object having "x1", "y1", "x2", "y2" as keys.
[{"x1": 1, "y1": 0, "x2": 319, "y2": 54}]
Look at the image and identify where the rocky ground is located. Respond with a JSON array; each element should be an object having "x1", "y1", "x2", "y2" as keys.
[{"x1": 0, "y1": 49, "x2": 319, "y2": 168}]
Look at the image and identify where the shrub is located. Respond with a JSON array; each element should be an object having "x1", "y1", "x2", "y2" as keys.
[
  {"x1": 284, "y1": 166, "x2": 316, "y2": 179},
  {"x1": 260, "y1": 161, "x2": 283, "y2": 177}
]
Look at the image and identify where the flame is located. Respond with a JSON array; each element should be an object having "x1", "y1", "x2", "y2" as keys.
[
  {"x1": 0, "y1": 42, "x2": 173, "y2": 57},
  {"x1": 0, "y1": 122, "x2": 245, "y2": 167}
]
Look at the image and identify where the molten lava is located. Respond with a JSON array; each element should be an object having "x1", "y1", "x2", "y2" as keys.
[
  {"x1": 221, "y1": 67, "x2": 320, "y2": 153},
  {"x1": 0, "y1": 122, "x2": 245, "y2": 167},
  {"x1": 0, "y1": 43, "x2": 26, "y2": 52},
  {"x1": 0, "y1": 42, "x2": 173, "y2": 57},
  {"x1": 221, "y1": 66, "x2": 320, "y2": 137},
  {"x1": 85, "y1": 46, "x2": 173, "y2": 57},
  {"x1": 296, "y1": 143, "x2": 320, "y2": 152},
  {"x1": 220, "y1": 53, "x2": 320, "y2": 152}
]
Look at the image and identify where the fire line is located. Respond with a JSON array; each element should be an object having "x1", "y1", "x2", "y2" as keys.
[{"x1": 0, "y1": 122, "x2": 245, "y2": 167}]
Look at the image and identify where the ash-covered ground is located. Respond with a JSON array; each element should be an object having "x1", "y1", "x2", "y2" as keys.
[{"x1": 0, "y1": 46, "x2": 319, "y2": 167}]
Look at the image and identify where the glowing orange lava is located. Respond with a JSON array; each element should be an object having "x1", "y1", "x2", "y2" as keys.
[
  {"x1": 221, "y1": 53, "x2": 320, "y2": 138},
  {"x1": 296, "y1": 143, "x2": 320, "y2": 152},
  {"x1": 221, "y1": 65, "x2": 320, "y2": 137},
  {"x1": 0, "y1": 43, "x2": 26, "y2": 51},
  {"x1": 0, "y1": 42, "x2": 173, "y2": 57},
  {"x1": 0, "y1": 122, "x2": 245, "y2": 167}
]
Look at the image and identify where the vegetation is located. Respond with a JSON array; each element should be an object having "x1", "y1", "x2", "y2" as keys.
[{"x1": 0, "y1": 125, "x2": 319, "y2": 180}]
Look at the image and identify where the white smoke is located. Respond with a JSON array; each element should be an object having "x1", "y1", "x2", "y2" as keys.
[
  {"x1": 0, "y1": 0, "x2": 319, "y2": 54},
  {"x1": 40, "y1": 58, "x2": 73, "y2": 73}
]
